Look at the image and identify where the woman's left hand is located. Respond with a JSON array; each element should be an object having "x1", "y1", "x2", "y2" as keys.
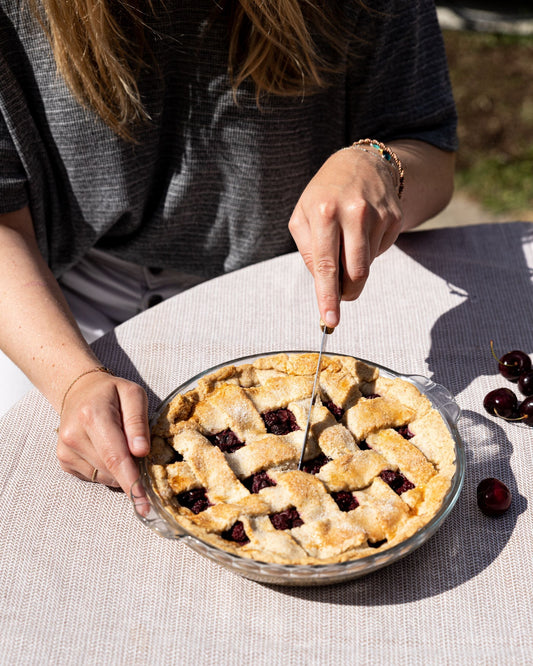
[{"x1": 288, "y1": 146, "x2": 403, "y2": 328}]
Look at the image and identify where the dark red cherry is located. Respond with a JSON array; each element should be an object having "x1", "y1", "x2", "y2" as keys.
[
  {"x1": 176, "y1": 487, "x2": 212, "y2": 514},
  {"x1": 491, "y1": 341, "x2": 531, "y2": 382},
  {"x1": 221, "y1": 521, "x2": 249, "y2": 544},
  {"x1": 208, "y1": 429, "x2": 244, "y2": 453},
  {"x1": 483, "y1": 388, "x2": 518, "y2": 420},
  {"x1": 477, "y1": 478, "x2": 511, "y2": 516},
  {"x1": 518, "y1": 370, "x2": 533, "y2": 396},
  {"x1": 379, "y1": 469, "x2": 415, "y2": 495},
  {"x1": 518, "y1": 396, "x2": 533, "y2": 426},
  {"x1": 500, "y1": 351, "x2": 531, "y2": 381},
  {"x1": 331, "y1": 491, "x2": 359, "y2": 512},
  {"x1": 300, "y1": 453, "x2": 329, "y2": 475},
  {"x1": 242, "y1": 471, "x2": 277, "y2": 494},
  {"x1": 269, "y1": 508, "x2": 303, "y2": 530},
  {"x1": 261, "y1": 409, "x2": 300, "y2": 435},
  {"x1": 325, "y1": 401, "x2": 344, "y2": 420}
]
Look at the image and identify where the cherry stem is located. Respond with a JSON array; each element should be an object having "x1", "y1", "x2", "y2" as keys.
[
  {"x1": 494, "y1": 409, "x2": 526, "y2": 422},
  {"x1": 490, "y1": 340, "x2": 501, "y2": 363}
]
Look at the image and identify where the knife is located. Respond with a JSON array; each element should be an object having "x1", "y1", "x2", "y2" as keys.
[{"x1": 297, "y1": 319, "x2": 335, "y2": 470}]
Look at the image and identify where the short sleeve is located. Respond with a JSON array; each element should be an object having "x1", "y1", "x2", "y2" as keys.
[
  {"x1": 346, "y1": 0, "x2": 458, "y2": 151},
  {"x1": 0, "y1": 95, "x2": 29, "y2": 214}
]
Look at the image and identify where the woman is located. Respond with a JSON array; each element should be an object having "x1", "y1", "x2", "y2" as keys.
[{"x1": 0, "y1": 0, "x2": 456, "y2": 496}]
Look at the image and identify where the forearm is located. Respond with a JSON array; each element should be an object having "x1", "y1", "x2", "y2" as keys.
[
  {"x1": 388, "y1": 139, "x2": 456, "y2": 230},
  {"x1": 0, "y1": 206, "x2": 100, "y2": 412}
]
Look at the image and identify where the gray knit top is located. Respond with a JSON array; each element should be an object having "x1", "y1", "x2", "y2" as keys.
[{"x1": 0, "y1": 1, "x2": 457, "y2": 279}]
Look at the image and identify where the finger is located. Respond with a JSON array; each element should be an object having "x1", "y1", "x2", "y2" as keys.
[
  {"x1": 57, "y1": 448, "x2": 118, "y2": 487},
  {"x1": 57, "y1": 425, "x2": 118, "y2": 487},
  {"x1": 83, "y1": 461, "x2": 110, "y2": 485},
  {"x1": 130, "y1": 476, "x2": 151, "y2": 517},
  {"x1": 85, "y1": 410, "x2": 143, "y2": 498},
  {"x1": 337, "y1": 205, "x2": 371, "y2": 302},
  {"x1": 288, "y1": 206, "x2": 314, "y2": 275},
  {"x1": 291, "y1": 205, "x2": 341, "y2": 325},
  {"x1": 118, "y1": 383, "x2": 150, "y2": 458},
  {"x1": 309, "y1": 199, "x2": 342, "y2": 327},
  {"x1": 376, "y1": 207, "x2": 404, "y2": 256}
]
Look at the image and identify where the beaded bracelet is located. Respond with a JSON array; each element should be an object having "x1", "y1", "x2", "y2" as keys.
[
  {"x1": 60, "y1": 366, "x2": 115, "y2": 415},
  {"x1": 350, "y1": 138, "x2": 405, "y2": 199}
]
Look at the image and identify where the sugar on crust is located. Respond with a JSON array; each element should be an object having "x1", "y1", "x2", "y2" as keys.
[{"x1": 147, "y1": 353, "x2": 457, "y2": 565}]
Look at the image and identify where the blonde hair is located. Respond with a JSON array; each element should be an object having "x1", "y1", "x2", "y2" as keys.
[{"x1": 29, "y1": 0, "x2": 357, "y2": 141}]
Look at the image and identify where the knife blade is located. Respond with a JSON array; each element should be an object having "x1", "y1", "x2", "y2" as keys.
[{"x1": 298, "y1": 320, "x2": 335, "y2": 470}]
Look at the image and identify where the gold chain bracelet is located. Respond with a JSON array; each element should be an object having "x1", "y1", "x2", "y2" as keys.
[{"x1": 60, "y1": 366, "x2": 115, "y2": 416}]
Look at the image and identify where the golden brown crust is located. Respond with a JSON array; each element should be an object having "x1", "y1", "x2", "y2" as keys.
[{"x1": 147, "y1": 353, "x2": 457, "y2": 565}]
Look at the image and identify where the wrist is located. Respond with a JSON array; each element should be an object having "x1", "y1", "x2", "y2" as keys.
[
  {"x1": 59, "y1": 365, "x2": 115, "y2": 416},
  {"x1": 346, "y1": 138, "x2": 405, "y2": 199}
]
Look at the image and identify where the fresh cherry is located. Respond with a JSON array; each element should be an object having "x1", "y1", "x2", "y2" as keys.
[
  {"x1": 483, "y1": 387, "x2": 518, "y2": 420},
  {"x1": 490, "y1": 341, "x2": 531, "y2": 382},
  {"x1": 518, "y1": 396, "x2": 533, "y2": 426},
  {"x1": 477, "y1": 478, "x2": 511, "y2": 516},
  {"x1": 518, "y1": 370, "x2": 533, "y2": 396}
]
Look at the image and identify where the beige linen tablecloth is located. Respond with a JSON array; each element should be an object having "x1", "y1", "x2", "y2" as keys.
[{"x1": 1, "y1": 222, "x2": 532, "y2": 665}]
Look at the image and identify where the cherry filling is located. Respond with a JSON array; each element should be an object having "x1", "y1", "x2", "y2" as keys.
[
  {"x1": 269, "y1": 507, "x2": 304, "y2": 530},
  {"x1": 221, "y1": 521, "x2": 250, "y2": 545},
  {"x1": 261, "y1": 409, "x2": 300, "y2": 435},
  {"x1": 379, "y1": 469, "x2": 415, "y2": 495},
  {"x1": 169, "y1": 448, "x2": 184, "y2": 463},
  {"x1": 365, "y1": 393, "x2": 381, "y2": 399},
  {"x1": 325, "y1": 401, "x2": 344, "y2": 421},
  {"x1": 301, "y1": 453, "x2": 330, "y2": 475},
  {"x1": 242, "y1": 471, "x2": 277, "y2": 494},
  {"x1": 395, "y1": 425, "x2": 414, "y2": 440},
  {"x1": 358, "y1": 440, "x2": 371, "y2": 450},
  {"x1": 331, "y1": 491, "x2": 359, "y2": 512},
  {"x1": 368, "y1": 538, "x2": 387, "y2": 549},
  {"x1": 176, "y1": 487, "x2": 212, "y2": 514},
  {"x1": 207, "y1": 428, "x2": 244, "y2": 453}
]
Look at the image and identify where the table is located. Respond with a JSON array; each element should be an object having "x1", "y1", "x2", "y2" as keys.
[{"x1": 1, "y1": 221, "x2": 532, "y2": 665}]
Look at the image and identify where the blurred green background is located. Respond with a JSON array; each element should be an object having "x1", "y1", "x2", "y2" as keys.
[{"x1": 438, "y1": 3, "x2": 533, "y2": 220}]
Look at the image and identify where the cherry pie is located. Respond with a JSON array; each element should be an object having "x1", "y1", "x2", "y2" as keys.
[{"x1": 147, "y1": 353, "x2": 457, "y2": 565}]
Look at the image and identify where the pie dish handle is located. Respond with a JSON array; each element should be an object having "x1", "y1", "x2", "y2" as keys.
[
  {"x1": 130, "y1": 477, "x2": 187, "y2": 540},
  {"x1": 405, "y1": 374, "x2": 461, "y2": 426}
]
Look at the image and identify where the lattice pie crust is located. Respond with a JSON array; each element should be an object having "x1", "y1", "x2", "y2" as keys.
[{"x1": 147, "y1": 353, "x2": 456, "y2": 565}]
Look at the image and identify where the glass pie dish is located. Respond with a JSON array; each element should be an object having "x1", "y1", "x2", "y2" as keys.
[{"x1": 132, "y1": 351, "x2": 465, "y2": 586}]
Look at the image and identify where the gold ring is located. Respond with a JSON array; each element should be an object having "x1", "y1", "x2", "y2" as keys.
[{"x1": 91, "y1": 467, "x2": 98, "y2": 483}]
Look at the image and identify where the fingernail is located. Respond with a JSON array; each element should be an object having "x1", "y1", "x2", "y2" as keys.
[
  {"x1": 132, "y1": 436, "x2": 149, "y2": 455},
  {"x1": 324, "y1": 310, "x2": 338, "y2": 327}
]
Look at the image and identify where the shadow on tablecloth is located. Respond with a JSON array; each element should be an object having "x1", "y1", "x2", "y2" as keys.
[
  {"x1": 397, "y1": 221, "x2": 533, "y2": 397},
  {"x1": 273, "y1": 222, "x2": 531, "y2": 604},
  {"x1": 91, "y1": 330, "x2": 161, "y2": 412},
  {"x1": 270, "y1": 406, "x2": 526, "y2": 605},
  {"x1": 84, "y1": 223, "x2": 530, "y2": 604}
]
